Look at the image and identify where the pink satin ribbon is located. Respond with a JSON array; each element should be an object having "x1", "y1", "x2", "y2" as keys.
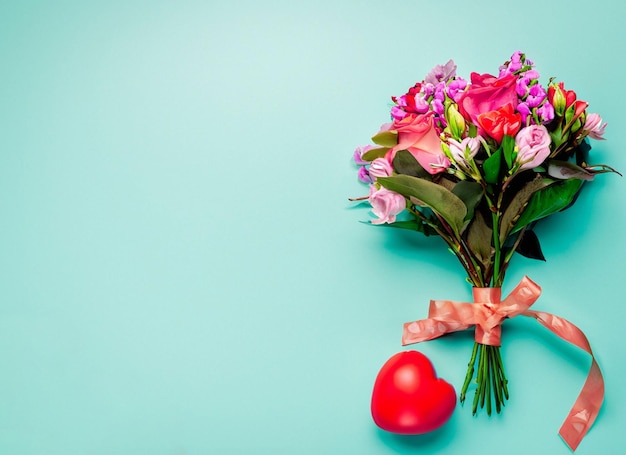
[{"x1": 401, "y1": 276, "x2": 604, "y2": 452}]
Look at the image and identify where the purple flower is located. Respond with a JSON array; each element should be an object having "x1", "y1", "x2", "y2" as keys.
[
  {"x1": 500, "y1": 51, "x2": 533, "y2": 77},
  {"x1": 434, "y1": 84, "x2": 446, "y2": 102},
  {"x1": 421, "y1": 83, "x2": 435, "y2": 98},
  {"x1": 357, "y1": 166, "x2": 372, "y2": 183},
  {"x1": 424, "y1": 59, "x2": 457, "y2": 85},
  {"x1": 432, "y1": 98, "x2": 444, "y2": 116},
  {"x1": 536, "y1": 102, "x2": 555, "y2": 124},
  {"x1": 391, "y1": 105, "x2": 407, "y2": 121},
  {"x1": 500, "y1": 56, "x2": 522, "y2": 75},
  {"x1": 511, "y1": 51, "x2": 524, "y2": 62},
  {"x1": 517, "y1": 102, "x2": 531, "y2": 123},
  {"x1": 413, "y1": 94, "x2": 430, "y2": 113},
  {"x1": 526, "y1": 84, "x2": 547, "y2": 108},
  {"x1": 354, "y1": 145, "x2": 374, "y2": 165},
  {"x1": 516, "y1": 78, "x2": 530, "y2": 98},
  {"x1": 446, "y1": 78, "x2": 467, "y2": 102},
  {"x1": 391, "y1": 95, "x2": 408, "y2": 120},
  {"x1": 524, "y1": 69, "x2": 540, "y2": 80}
]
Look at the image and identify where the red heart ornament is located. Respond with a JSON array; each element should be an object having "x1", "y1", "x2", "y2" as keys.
[{"x1": 371, "y1": 350, "x2": 456, "y2": 434}]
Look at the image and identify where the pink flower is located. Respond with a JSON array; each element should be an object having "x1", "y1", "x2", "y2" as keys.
[
  {"x1": 448, "y1": 137, "x2": 481, "y2": 166},
  {"x1": 385, "y1": 113, "x2": 449, "y2": 174},
  {"x1": 353, "y1": 145, "x2": 374, "y2": 165},
  {"x1": 368, "y1": 158, "x2": 394, "y2": 180},
  {"x1": 457, "y1": 73, "x2": 519, "y2": 124},
  {"x1": 515, "y1": 125, "x2": 551, "y2": 170},
  {"x1": 357, "y1": 166, "x2": 372, "y2": 183},
  {"x1": 583, "y1": 113, "x2": 607, "y2": 140},
  {"x1": 424, "y1": 59, "x2": 457, "y2": 85},
  {"x1": 369, "y1": 185, "x2": 406, "y2": 225}
]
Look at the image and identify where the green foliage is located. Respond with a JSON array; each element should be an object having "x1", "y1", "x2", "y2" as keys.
[
  {"x1": 512, "y1": 178, "x2": 584, "y2": 233},
  {"x1": 375, "y1": 218, "x2": 436, "y2": 236},
  {"x1": 361, "y1": 147, "x2": 389, "y2": 161},
  {"x1": 499, "y1": 175, "x2": 546, "y2": 243},
  {"x1": 483, "y1": 149, "x2": 502, "y2": 184},
  {"x1": 377, "y1": 174, "x2": 467, "y2": 237},
  {"x1": 501, "y1": 135, "x2": 517, "y2": 169},
  {"x1": 392, "y1": 150, "x2": 431, "y2": 179},
  {"x1": 515, "y1": 229, "x2": 546, "y2": 261},
  {"x1": 467, "y1": 211, "x2": 493, "y2": 270},
  {"x1": 371, "y1": 130, "x2": 398, "y2": 147},
  {"x1": 452, "y1": 180, "x2": 484, "y2": 222}
]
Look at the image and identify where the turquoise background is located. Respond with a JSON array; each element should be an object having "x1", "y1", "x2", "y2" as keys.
[{"x1": 1, "y1": 1, "x2": 625, "y2": 454}]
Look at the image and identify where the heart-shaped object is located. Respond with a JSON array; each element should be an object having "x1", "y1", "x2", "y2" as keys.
[{"x1": 371, "y1": 350, "x2": 456, "y2": 434}]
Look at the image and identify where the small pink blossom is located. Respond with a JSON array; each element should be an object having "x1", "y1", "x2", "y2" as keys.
[
  {"x1": 536, "y1": 102, "x2": 555, "y2": 124},
  {"x1": 369, "y1": 185, "x2": 406, "y2": 225},
  {"x1": 391, "y1": 104, "x2": 407, "y2": 120},
  {"x1": 583, "y1": 113, "x2": 607, "y2": 140},
  {"x1": 515, "y1": 125, "x2": 551, "y2": 170},
  {"x1": 413, "y1": 94, "x2": 430, "y2": 113},
  {"x1": 448, "y1": 137, "x2": 481, "y2": 166},
  {"x1": 357, "y1": 166, "x2": 372, "y2": 183},
  {"x1": 353, "y1": 145, "x2": 374, "y2": 165},
  {"x1": 424, "y1": 59, "x2": 457, "y2": 85},
  {"x1": 368, "y1": 158, "x2": 394, "y2": 180},
  {"x1": 446, "y1": 78, "x2": 467, "y2": 102}
]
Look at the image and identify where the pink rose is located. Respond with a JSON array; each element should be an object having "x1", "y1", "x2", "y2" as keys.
[
  {"x1": 515, "y1": 125, "x2": 551, "y2": 170},
  {"x1": 457, "y1": 73, "x2": 519, "y2": 124},
  {"x1": 368, "y1": 157, "x2": 394, "y2": 180},
  {"x1": 385, "y1": 113, "x2": 449, "y2": 174},
  {"x1": 369, "y1": 185, "x2": 406, "y2": 225}
]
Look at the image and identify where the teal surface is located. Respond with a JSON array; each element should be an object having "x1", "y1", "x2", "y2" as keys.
[{"x1": 1, "y1": 1, "x2": 625, "y2": 454}]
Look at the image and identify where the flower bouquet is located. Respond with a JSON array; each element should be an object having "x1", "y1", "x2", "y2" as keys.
[{"x1": 352, "y1": 51, "x2": 618, "y2": 450}]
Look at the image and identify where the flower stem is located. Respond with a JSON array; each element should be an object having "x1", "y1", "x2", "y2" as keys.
[
  {"x1": 463, "y1": 343, "x2": 509, "y2": 416},
  {"x1": 485, "y1": 345, "x2": 492, "y2": 415},
  {"x1": 459, "y1": 342, "x2": 478, "y2": 404}
]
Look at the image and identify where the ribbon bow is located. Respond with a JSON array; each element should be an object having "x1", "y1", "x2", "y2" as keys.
[{"x1": 401, "y1": 276, "x2": 604, "y2": 452}]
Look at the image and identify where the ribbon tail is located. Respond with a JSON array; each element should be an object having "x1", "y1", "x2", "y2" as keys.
[
  {"x1": 402, "y1": 318, "x2": 472, "y2": 346},
  {"x1": 402, "y1": 300, "x2": 475, "y2": 346},
  {"x1": 523, "y1": 310, "x2": 605, "y2": 451}
]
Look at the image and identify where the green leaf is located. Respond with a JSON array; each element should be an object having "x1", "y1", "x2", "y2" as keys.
[
  {"x1": 392, "y1": 150, "x2": 431, "y2": 179},
  {"x1": 499, "y1": 175, "x2": 546, "y2": 243},
  {"x1": 452, "y1": 180, "x2": 483, "y2": 222},
  {"x1": 361, "y1": 147, "x2": 389, "y2": 161},
  {"x1": 515, "y1": 229, "x2": 546, "y2": 261},
  {"x1": 483, "y1": 149, "x2": 502, "y2": 184},
  {"x1": 501, "y1": 135, "x2": 516, "y2": 169},
  {"x1": 374, "y1": 218, "x2": 435, "y2": 236},
  {"x1": 377, "y1": 174, "x2": 467, "y2": 236},
  {"x1": 467, "y1": 211, "x2": 493, "y2": 270},
  {"x1": 371, "y1": 130, "x2": 398, "y2": 147},
  {"x1": 512, "y1": 178, "x2": 585, "y2": 233}
]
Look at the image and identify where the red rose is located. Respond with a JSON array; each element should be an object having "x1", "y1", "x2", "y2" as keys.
[
  {"x1": 457, "y1": 72, "x2": 519, "y2": 124},
  {"x1": 477, "y1": 104, "x2": 522, "y2": 143}
]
